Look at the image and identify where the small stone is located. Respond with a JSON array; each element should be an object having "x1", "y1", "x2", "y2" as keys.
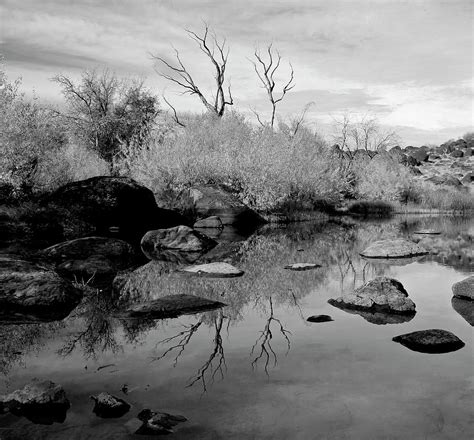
[
  {"x1": 392, "y1": 329, "x2": 465, "y2": 353},
  {"x1": 452, "y1": 276, "x2": 474, "y2": 300},
  {"x1": 91, "y1": 392, "x2": 130, "y2": 418},
  {"x1": 180, "y1": 262, "x2": 244, "y2": 278},
  {"x1": 307, "y1": 315, "x2": 333, "y2": 323},
  {"x1": 284, "y1": 263, "x2": 321, "y2": 271}
]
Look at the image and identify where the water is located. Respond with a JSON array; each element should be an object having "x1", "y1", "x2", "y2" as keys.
[{"x1": 1, "y1": 216, "x2": 473, "y2": 439}]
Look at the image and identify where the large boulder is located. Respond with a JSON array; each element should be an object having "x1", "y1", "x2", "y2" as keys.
[
  {"x1": 180, "y1": 185, "x2": 265, "y2": 228},
  {"x1": 328, "y1": 277, "x2": 416, "y2": 316},
  {"x1": 141, "y1": 226, "x2": 217, "y2": 259},
  {"x1": 392, "y1": 329, "x2": 465, "y2": 353},
  {"x1": 0, "y1": 256, "x2": 82, "y2": 322},
  {"x1": 0, "y1": 380, "x2": 70, "y2": 424},
  {"x1": 360, "y1": 239, "x2": 427, "y2": 258},
  {"x1": 452, "y1": 276, "x2": 474, "y2": 300},
  {"x1": 45, "y1": 176, "x2": 187, "y2": 239}
]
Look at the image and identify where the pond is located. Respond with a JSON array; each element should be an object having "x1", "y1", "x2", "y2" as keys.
[{"x1": 1, "y1": 215, "x2": 473, "y2": 439}]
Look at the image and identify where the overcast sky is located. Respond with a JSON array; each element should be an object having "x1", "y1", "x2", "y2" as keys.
[{"x1": 1, "y1": 0, "x2": 472, "y2": 145}]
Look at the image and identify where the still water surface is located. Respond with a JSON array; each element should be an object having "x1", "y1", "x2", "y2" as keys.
[{"x1": 1, "y1": 215, "x2": 473, "y2": 439}]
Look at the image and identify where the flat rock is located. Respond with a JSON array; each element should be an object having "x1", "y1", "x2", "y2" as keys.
[
  {"x1": 452, "y1": 276, "x2": 474, "y2": 300},
  {"x1": 307, "y1": 315, "x2": 333, "y2": 323},
  {"x1": 179, "y1": 262, "x2": 244, "y2": 278},
  {"x1": 413, "y1": 230, "x2": 441, "y2": 235},
  {"x1": 119, "y1": 294, "x2": 226, "y2": 319},
  {"x1": 451, "y1": 298, "x2": 474, "y2": 326},
  {"x1": 328, "y1": 277, "x2": 416, "y2": 314},
  {"x1": 284, "y1": 263, "x2": 321, "y2": 271},
  {"x1": 392, "y1": 329, "x2": 465, "y2": 353},
  {"x1": 136, "y1": 409, "x2": 187, "y2": 435},
  {"x1": 91, "y1": 392, "x2": 130, "y2": 418},
  {"x1": 193, "y1": 216, "x2": 223, "y2": 229},
  {"x1": 360, "y1": 239, "x2": 428, "y2": 258}
]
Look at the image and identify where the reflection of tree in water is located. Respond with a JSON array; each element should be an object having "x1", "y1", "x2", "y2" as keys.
[{"x1": 250, "y1": 297, "x2": 291, "y2": 376}]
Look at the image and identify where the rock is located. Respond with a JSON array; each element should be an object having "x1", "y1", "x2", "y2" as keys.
[
  {"x1": 180, "y1": 184, "x2": 265, "y2": 228},
  {"x1": 451, "y1": 298, "x2": 474, "y2": 326},
  {"x1": 0, "y1": 380, "x2": 70, "y2": 424},
  {"x1": 452, "y1": 276, "x2": 474, "y2": 300},
  {"x1": 118, "y1": 294, "x2": 226, "y2": 319},
  {"x1": 409, "y1": 149, "x2": 429, "y2": 162},
  {"x1": 413, "y1": 230, "x2": 441, "y2": 235},
  {"x1": 426, "y1": 175, "x2": 462, "y2": 187},
  {"x1": 428, "y1": 154, "x2": 441, "y2": 161},
  {"x1": 193, "y1": 216, "x2": 223, "y2": 229},
  {"x1": 179, "y1": 262, "x2": 244, "y2": 278},
  {"x1": 45, "y1": 176, "x2": 187, "y2": 239},
  {"x1": 450, "y1": 149, "x2": 464, "y2": 158},
  {"x1": 392, "y1": 329, "x2": 465, "y2": 353},
  {"x1": 329, "y1": 304, "x2": 415, "y2": 325},
  {"x1": 141, "y1": 226, "x2": 217, "y2": 259},
  {"x1": 307, "y1": 315, "x2": 333, "y2": 323},
  {"x1": 91, "y1": 392, "x2": 130, "y2": 418},
  {"x1": 328, "y1": 277, "x2": 416, "y2": 315},
  {"x1": 136, "y1": 409, "x2": 187, "y2": 435},
  {"x1": 405, "y1": 155, "x2": 421, "y2": 166},
  {"x1": 461, "y1": 172, "x2": 473, "y2": 184},
  {"x1": 0, "y1": 256, "x2": 82, "y2": 323},
  {"x1": 360, "y1": 239, "x2": 427, "y2": 258},
  {"x1": 41, "y1": 236, "x2": 139, "y2": 281},
  {"x1": 284, "y1": 263, "x2": 321, "y2": 271}
]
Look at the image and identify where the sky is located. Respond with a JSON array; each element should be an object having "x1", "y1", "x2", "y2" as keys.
[{"x1": 1, "y1": 0, "x2": 472, "y2": 145}]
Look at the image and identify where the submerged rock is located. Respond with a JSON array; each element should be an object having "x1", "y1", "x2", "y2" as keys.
[
  {"x1": 118, "y1": 294, "x2": 226, "y2": 319},
  {"x1": 91, "y1": 392, "x2": 130, "y2": 418},
  {"x1": 0, "y1": 380, "x2": 70, "y2": 424},
  {"x1": 328, "y1": 303, "x2": 415, "y2": 325},
  {"x1": 180, "y1": 262, "x2": 244, "y2": 278},
  {"x1": 307, "y1": 315, "x2": 333, "y2": 323},
  {"x1": 360, "y1": 239, "x2": 428, "y2": 258},
  {"x1": 141, "y1": 225, "x2": 217, "y2": 258},
  {"x1": 392, "y1": 329, "x2": 465, "y2": 353},
  {"x1": 452, "y1": 276, "x2": 474, "y2": 300},
  {"x1": 451, "y1": 298, "x2": 474, "y2": 326},
  {"x1": 328, "y1": 277, "x2": 416, "y2": 315},
  {"x1": 0, "y1": 256, "x2": 82, "y2": 323},
  {"x1": 193, "y1": 216, "x2": 223, "y2": 229},
  {"x1": 136, "y1": 409, "x2": 187, "y2": 435},
  {"x1": 284, "y1": 263, "x2": 321, "y2": 271}
]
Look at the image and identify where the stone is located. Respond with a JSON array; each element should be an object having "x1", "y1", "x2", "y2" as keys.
[
  {"x1": 119, "y1": 294, "x2": 226, "y2": 319},
  {"x1": 0, "y1": 256, "x2": 82, "y2": 323},
  {"x1": 426, "y1": 175, "x2": 462, "y2": 187},
  {"x1": 91, "y1": 392, "x2": 130, "y2": 418},
  {"x1": 413, "y1": 230, "x2": 441, "y2": 235},
  {"x1": 193, "y1": 216, "x2": 223, "y2": 229},
  {"x1": 392, "y1": 329, "x2": 465, "y2": 353},
  {"x1": 452, "y1": 276, "x2": 474, "y2": 300},
  {"x1": 451, "y1": 298, "x2": 474, "y2": 326},
  {"x1": 284, "y1": 263, "x2": 321, "y2": 271},
  {"x1": 360, "y1": 239, "x2": 428, "y2": 258},
  {"x1": 307, "y1": 315, "x2": 333, "y2": 323},
  {"x1": 461, "y1": 172, "x2": 473, "y2": 184},
  {"x1": 0, "y1": 380, "x2": 70, "y2": 424},
  {"x1": 180, "y1": 262, "x2": 245, "y2": 278},
  {"x1": 409, "y1": 149, "x2": 429, "y2": 163},
  {"x1": 450, "y1": 149, "x2": 464, "y2": 158},
  {"x1": 141, "y1": 226, "x2": 217, "y2": 259},
  {"x1": 329, "y1": 304, "x2": 415, "y2": 325},
  {"x1": 328, "y1": 277, "x2": 416, "y2": 315},
  {"x1": 136, "y1": 409, "x2": 187, "y2": 435}
]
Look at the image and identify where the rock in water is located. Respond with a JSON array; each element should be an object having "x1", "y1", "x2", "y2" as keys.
[
  {"x1": 452, "y1": 276, "x2": 474, "y2": 300},
  {"x1": 141, "y1": 226, "x2": 217, "y2": 259},
  {"x1": 180, "y1": 262, "x2": 244, "y2": 278},
  {"x1": 360, "y1": 239, "x2": 428, "y2": 258},
  {"x1": 413, "y1": 230, "x2": 440, "y2": 235},
  {"x1": 0, "y1": 256, "x2": 82, "y2": 323},
  {"x1": 0, "y1": 380, "x2": 70, "y2": 424},
  {"x1": 119, "y1": 294, "x2": 226, "y2": 319},
  {"x1": 91, "y1": 392, "x2": 130, "y2": 418},
  {"x1": 136, "y1": 409, "x2": 187, "y2": 435},
  {"x1": 392, "y1": 329, "x2": 465, "y2": 353},
  {"x1": 307, "y1": 315, "x2": 333, "y2": 323},
  {"x1": 284, "y1": 263, "x2": 321, "y2": 271},
  {"x1": 193, "y1": 216, "x2": 223, "y2": 229},
  {"x1": 451, "y1": 298, "x2": 474, "y2": 326},
  {"x1": 329, "y1": 277, "x2": 416, "y2": 315}
]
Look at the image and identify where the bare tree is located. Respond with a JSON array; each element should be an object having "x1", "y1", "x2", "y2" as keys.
[
  {"x1": 250, "y1": 44, "x2": 295, "y2": 128},
  {"x1": 152, "y1": 24, "x2": 233, "y2": 119}
]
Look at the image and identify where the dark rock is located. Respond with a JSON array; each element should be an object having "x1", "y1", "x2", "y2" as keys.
[
  {"x1": 118, "y1": 294, "x2": 226, "y2": 319},
  {"x1": 0, "y1": 256, "x2": 82, "y2": 323},
  {"x1": 0, "y1": 380, "x2": 70, "y2": 424},
  {"x1": 141, "y1": 226, "x2": 217, "y2": 259},
  {"x1": 329, "y1": 303, "x2": 415, "y2": 325},
  {"x1": 428, "y1": 154, "x2": 441, "y2": 161},
  {"x1": 461, "y1": 172, "x2": 473, "y2": 184},
  {"x1": 392, "y1": 329, "x2": 465, "y2": 353},
  {"x1": 328, "y1": 277, "x2": 416, "y2": 315},
  {"x1": 91, "y1": 392, "x2": 130, "y2": 418},
  {"x1": 450, "y1": 149, "x2": 464, "y2": 158},
  {"x1": 284, "y1": 263, "x2": 321, "y2": 271},
  {"x1": 452, "y1": 276, "x2": 474, "y2": 300},
  {"x1": 426, "y1": 175, "x2": 462, "y2": 187},
  {"x1": 193, "y1": 216, "x2": 223, "y2": 229},
  {"x1": 307, "y1": 315, "x2": 333, "y2": 323},
  {"x1": 179, "y1": 262, "x2": 244, "y2": 278},
  {"x1": 360, "y1": 239, "x2": 427, "y2": 258},
  {"x1": 136, "y1": 409, "x2": 187, "y2": 435},
  {"x1": 451, "y1": 298, "x2": 474, "y2": 326},
  {"x1": 413, "y1": 230, "x2": 441, "y2": 235},
  {"x1": 409, "y1": 149, "x2": 429, "y2": 162},
  {"x1": 405, "y1": 155, "x2": 421, "y2": 166}
]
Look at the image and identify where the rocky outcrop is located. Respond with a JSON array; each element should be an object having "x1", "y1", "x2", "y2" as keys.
[
  {"x1": 452, "y1": 276, "x2": 474, "y2": 300},
  {"x1": 179, "y1": 262, "x2": 245, "y2": 278},
  {"x1": 136, "y1": 409, "x2": 187, "y2": 435},
  {"x1": 0, "y1": 380, "x2": 70, "y2": 424},
  {"x1": 141, "y1": 226, "x2": 217, "y2": 259},
  {"x1": 91, "y1": 392, "x2": 130, "y2": 418},
  {"x1": 0, "y1": 256, "x2": 82, "y2": 322},
  {"x1": 392, "y1": 329, "x2": 465, "y2": 353},
  {"x1": 328, "y1": 277, "x2": 416, "y2": 316},
  {"x1": 360, "y1": 239, "x2": 427, "y2": 258}
]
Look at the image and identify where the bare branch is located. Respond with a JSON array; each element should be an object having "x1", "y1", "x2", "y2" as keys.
[{"x1": 162, "y1": 95, "x2": 185, "y2": 127}]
